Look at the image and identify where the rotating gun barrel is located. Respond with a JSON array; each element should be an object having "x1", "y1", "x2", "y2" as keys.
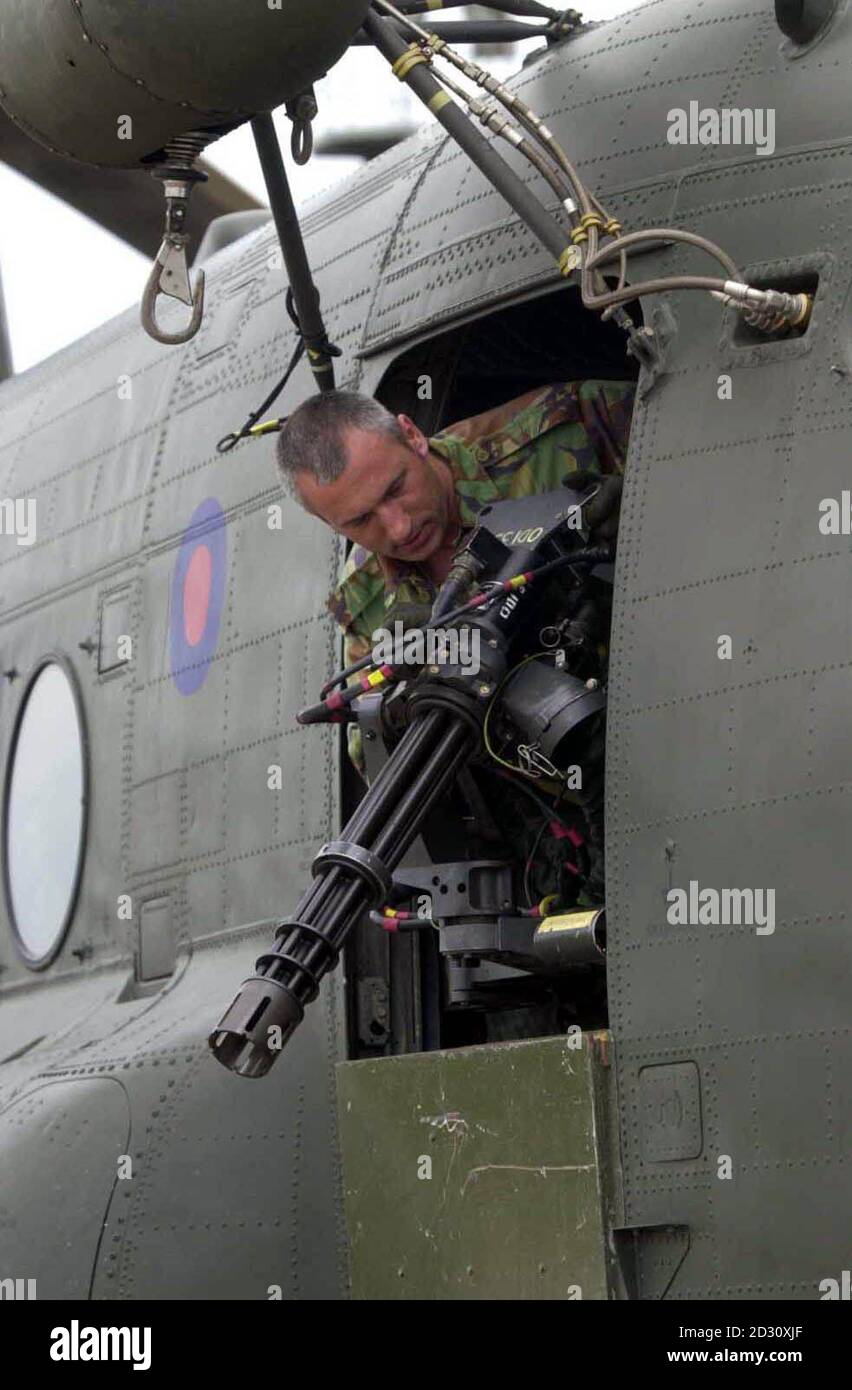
[{"x1": 210, "y1": 491, "x2": 611, "y2": 1077}]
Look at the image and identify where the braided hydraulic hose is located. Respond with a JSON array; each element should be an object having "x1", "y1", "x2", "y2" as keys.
[{"x1": 369, "y1": 0, "x2": 812, "y2": 335}]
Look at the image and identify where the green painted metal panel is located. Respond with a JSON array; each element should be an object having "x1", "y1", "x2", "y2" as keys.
[{"x1": 337, "y1": 1033, "x2": 619, "y2": 1300}]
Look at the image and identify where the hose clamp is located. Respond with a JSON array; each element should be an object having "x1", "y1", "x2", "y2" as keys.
[{"x1": 392, "y1": 43, "x2": 431, "y2": 81}]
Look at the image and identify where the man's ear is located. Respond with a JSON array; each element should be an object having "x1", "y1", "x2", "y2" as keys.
[{"x1": 397, "y1": 414, "x2": 428, "y2": 458}]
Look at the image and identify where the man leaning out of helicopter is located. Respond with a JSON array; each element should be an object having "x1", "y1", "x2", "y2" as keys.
[{"x1": 276, "y1": 380, "x2": 635, "y2": 774}]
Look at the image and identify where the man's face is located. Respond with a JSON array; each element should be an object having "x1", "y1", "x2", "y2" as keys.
[{"x1": 294, "y1": 415, "x2": 455, "y2": 563}]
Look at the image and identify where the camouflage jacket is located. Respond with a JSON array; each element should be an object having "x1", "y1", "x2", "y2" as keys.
[
  {"x1": 328, "y1": 379, "x2": 635, "y2": 772},
  {"x1": 329, "y1": 380, "x2": 635, "y2": 655}
]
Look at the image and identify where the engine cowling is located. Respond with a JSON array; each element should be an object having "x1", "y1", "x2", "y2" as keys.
[{"x1": 0, "y1": 0, "x2": 371, "y2": 167}]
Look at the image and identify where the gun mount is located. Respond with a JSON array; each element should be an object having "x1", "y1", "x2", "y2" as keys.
[{"x1": 210, "y1": 484, "x2": 614, "y2": 1076}]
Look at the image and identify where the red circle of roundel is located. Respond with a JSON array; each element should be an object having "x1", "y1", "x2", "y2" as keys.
[
  {"x1": 183, "y1": 544, "x2": 213, "y2": 647},
  {"x1": 170, "y1": 499, "x2": 227, "y2": 695}
]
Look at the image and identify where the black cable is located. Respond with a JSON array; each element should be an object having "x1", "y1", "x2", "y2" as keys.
[
  {"x1": 320, "y1": 584, "x2": 500, "y2": 696},
  {"x1": 523, "y1": 816, "x2": 551, "y2": 908},
  {"x1": 489, "y1": 765, "x2": 572, "y2": 833},
  {"x1": 320, "y1": 544, "x2": 612, "y2": 696},
  {"x1": 217, "y1": 288, "x2": 306, "y2": 453},
  {"x1": 522, "y1": 776, "x2": 571, "y2": 906}
]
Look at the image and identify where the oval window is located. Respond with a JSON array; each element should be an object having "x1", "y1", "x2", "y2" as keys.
[{"x1": 4, "y1": 659, "x2": 87, "y2": 967}]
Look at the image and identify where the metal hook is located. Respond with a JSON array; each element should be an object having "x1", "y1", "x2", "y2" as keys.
[
  {"x1": 141, "y1": 240, "x2": 205, "y2": 346},
  {"x1": 291, "y1": 117, "x2": 313, "y2": 165},
  {"x1": 285, "y1": 87, "x2": 318, "y2": 167}
]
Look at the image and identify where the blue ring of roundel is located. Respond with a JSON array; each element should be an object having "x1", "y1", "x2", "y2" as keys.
[{"x1": 169, "y1": 497, "x2": 227, "y2": 695}]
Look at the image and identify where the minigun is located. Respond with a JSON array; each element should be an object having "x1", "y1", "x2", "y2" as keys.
[{"x1": 209, "y1": 483, "x2": 613, "y2": 1077}]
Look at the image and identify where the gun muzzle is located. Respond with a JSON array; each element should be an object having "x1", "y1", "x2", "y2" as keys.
[
  {"x1": 209, "y1": 706, "x2": 478, "y2": 1076},
  {"x1": 209, "y1": 975, "x2": 304, "y2": 1078}
]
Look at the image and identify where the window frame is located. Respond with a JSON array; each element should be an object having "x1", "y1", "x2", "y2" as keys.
[{"x1": 3, "y1": 652, "x2": 90, "y2": 970}]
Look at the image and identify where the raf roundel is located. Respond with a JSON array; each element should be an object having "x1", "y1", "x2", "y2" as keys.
[{"x1": 170, "y1": 498, "x2": 227, "y2": 695}]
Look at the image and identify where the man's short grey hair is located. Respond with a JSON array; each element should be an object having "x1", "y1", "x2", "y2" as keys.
[{"x1": 276, "y1": 390, "x2": 406, "y2": 492}]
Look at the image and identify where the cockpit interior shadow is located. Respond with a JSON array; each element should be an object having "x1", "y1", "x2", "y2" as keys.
[{"x1": 377, "y1": 282, "x2": 641, "y2": 433}]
